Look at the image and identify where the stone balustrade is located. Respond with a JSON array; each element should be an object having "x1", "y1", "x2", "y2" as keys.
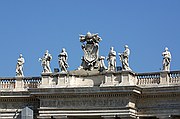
[
  {"x1": 136, "y1": 71, "x2": 180, "y2": 86},
  {"x1": 0, "y1": 77, "x2": 41, "y2": 91},
  {"x1": 136, "y1": 72, "x2": 161, "y2": 85},
  {"x1": 0, "y1": 78, "x2": 16, "y2": 90},
  {"x1": 0, "y1": 71, "x2": 180, "y2": 91},
  {"x1": 168, "y1": 71, "x2": 180, "y2": 84},
  {"x1": 23, "y1": 77, "x2": 42, "y2": 89}
]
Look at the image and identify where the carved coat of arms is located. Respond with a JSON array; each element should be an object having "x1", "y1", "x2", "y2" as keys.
[{"x1": 79, "y1": 32, "x2": 102, "y2": 70}]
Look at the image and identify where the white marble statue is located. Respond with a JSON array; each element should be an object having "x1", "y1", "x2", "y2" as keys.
[
  {"x1": 58, "y1": 48, "x2": 69, "y2": 72},
  {"x1": 98, "y1": 56, "x2": 107, "y2": 71},
  {"x1": 118, "y1": 45, "x2": 131, "y2": 71},
  {"x1": 162, "y1": 47, "x2": 171, "y2": 71},
  {"x1": 16, "y1": 54, "x2": 25, "y2": 77},
  {"x1": 107, "y1": 47, "x2": 116, "y2": 71},
  {"x1": 39, "y1": 50, "x2": 52, "y2": 73}
]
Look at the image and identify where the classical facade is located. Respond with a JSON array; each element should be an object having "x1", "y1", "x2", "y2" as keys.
[{"x1": 0, "y1": 32, "x2": 180, "y2": 119}]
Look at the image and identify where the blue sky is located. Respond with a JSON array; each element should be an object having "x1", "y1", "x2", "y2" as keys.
[{"x1": 0, "y1": 0, "x2": 180, "y2": 77}]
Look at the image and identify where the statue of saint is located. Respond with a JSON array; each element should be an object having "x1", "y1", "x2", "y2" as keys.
[
  {"x1": 98, "y1": 56, "x2": 107, "y2": 72},
  {"x1": 118, "y1": 45, "x2": 131, "y2": 71},
  {"x1": 107, "y1": 47, "x2": 116, "y2": 71},
  {"x1": 16, "y1": 54, "x2": 25, "y2": 77},
  {"x1": 58, "y1": 48, "x2": 69, "y2": 72},
  {"x1": 39, "y1": 50, "x2": 52, "y2": 73},
  {"x1": 162, "y1": 47, "x2": 171, "y2": 71}
]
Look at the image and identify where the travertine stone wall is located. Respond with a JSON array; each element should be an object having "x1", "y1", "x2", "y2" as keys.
[
  {"x1": 0, "y1": 92, "x2": 39, "y2": 119},
  {"x1": 30, "y1": 86, "x2": 139, "y2": 119},
  {"x1": 137, "y1": 87, "x2": 180, "y2": 118},
  {"x1": 0, "y1": 71, "x2": 180, "y2": 119}
]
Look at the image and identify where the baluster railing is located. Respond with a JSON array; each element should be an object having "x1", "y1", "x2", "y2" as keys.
[
  {"x1": 0, "y1": 78, "x2": 16, "y2": 89},
  {"x1": 137, "y1": 72, "x2": 160, "y2": 85},
  {"x1": 0, "y1": 77, "x2": 41, "y2": 90},
  {"x1": 23, "y1": 77, "x2": 42, "y2": 89},
  {"x1": 168, "y1": 71, "x2": 180, "y2": 84}
]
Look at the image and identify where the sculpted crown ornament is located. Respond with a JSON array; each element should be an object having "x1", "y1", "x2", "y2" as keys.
[
  {"x1": 80, "y1": 32, "x2": 102, "y2": 43},
  {"x1": 79, "y1": 32, "x2": 102, "y2": 70}
]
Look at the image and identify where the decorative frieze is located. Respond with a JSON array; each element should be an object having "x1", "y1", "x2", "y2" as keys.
[{"x1": 40, "y1": 97, "x2": 129, "y2": 109}]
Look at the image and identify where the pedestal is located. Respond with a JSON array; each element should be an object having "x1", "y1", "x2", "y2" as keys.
[
  {"x1": 14, "y1": 76, "x2": 24, "y2": 91},
  {"x1": 40, "y1": 72, "x2": 54, "y2": 88},
  {"x1": 119, "y1": 71, "x2": 136, "y2": 86},
  {"x1": 160, "y1": 71, "x2": 169, "y2": 85}
]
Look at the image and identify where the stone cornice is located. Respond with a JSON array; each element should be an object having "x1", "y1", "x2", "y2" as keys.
[
  {"x1": 29, "y1": 86, "x2": 141, "y2": 94},
  {"x1": 28, "y1": 86, "x2": 141, "y2": 100},
  {"x1": 0, "y1": 91, "x2": 30, "y2": 97},
  {"x1": 139, "y1": 86, "x2": 180, "y2": 98},
  {"x1": 0, "y1": 97, "x2": 38, "y2": 102}
]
